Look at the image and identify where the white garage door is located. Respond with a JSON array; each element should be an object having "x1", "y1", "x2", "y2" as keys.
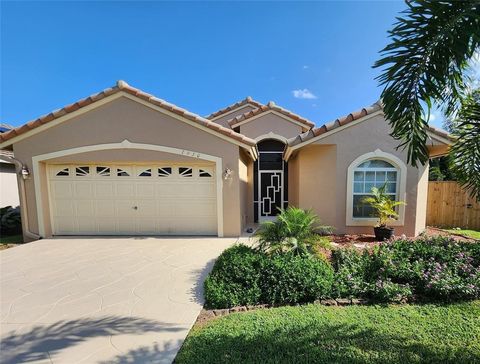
[{"x1": 48, "y1": 164, "x2": 217, "y2": 235}]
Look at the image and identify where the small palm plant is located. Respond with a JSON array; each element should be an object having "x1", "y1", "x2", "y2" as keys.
[
  {"x1": 254, "y1": 207, "x2": 333, "y2": 256},
  {"x1": 362, "y1": 184, "x2": 406, "y2": 240}
]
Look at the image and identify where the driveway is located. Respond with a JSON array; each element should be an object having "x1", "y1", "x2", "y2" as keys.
[{"x1": 0, "y1": 237, "x2": 235, "y2": 363}]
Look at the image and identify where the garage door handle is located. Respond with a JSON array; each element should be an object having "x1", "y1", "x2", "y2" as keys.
[{"x1": 133, "y1": 206, "x2": 138, "y2": 210}]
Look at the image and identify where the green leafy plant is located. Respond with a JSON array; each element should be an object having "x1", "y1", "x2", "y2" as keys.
[
  {"x1": 204, "y1": 244, "x2": 334, "y2": 309},
  {"x1": 254, "y1": 207, "x2": 333, "y2": 256},
  {"x1": 0, "y1": 206, "x2": 22, "y2": 236},
  {"x1": 361, "y1": 184, "x2": 405, "y2": 227},
  {"x1": 374, "y1": 0, "x2": 480, "y2": 198}
]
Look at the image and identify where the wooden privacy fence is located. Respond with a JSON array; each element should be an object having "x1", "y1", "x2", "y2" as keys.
[{"x1": 427, "y1": 181, "x2": 480, "y2": 230}]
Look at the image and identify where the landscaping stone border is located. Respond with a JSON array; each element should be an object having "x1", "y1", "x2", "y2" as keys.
[{"x1": 198, "y1": 298, "x2": 371, "y2": 323}]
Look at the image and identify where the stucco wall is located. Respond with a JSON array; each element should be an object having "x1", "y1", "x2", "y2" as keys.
[
  {"x1": 239, "y1": 113, "x2": 304, "y2": 140},
  {"x1": 12, "y1": 96, "x2": 245, "y2": 238},
  {"x1": 293, "y1": 113, "x2": 427, "y2": 236}
]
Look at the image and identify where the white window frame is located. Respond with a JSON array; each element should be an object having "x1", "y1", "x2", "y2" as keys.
[{"x1": 346, "y1": 149, "x2": 407, "y2": 226}]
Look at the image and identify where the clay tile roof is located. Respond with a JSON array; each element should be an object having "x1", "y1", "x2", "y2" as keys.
[
  {"x1": 288, "y1": 101, "x2": 383, "y2": 147},
  {"x1": 227, "y1": 101, "x2": 315, "y2": 129},
  {"x1": 0, "y1": 81, "x2": 256, "y2": 148},
  {"x1": 205, "y1": 97, "x2": 264, "y2": 120},
  {"x1": 287, "y1": 100, "x2": 455, "y2": 148}
]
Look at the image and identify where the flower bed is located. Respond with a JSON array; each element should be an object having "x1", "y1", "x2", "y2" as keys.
[{"x1": 204, "y1": 236, "x2": 479, "y2": 309}]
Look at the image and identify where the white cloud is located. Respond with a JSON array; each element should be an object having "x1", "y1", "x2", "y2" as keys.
[{"x1": 292, "y1": 88, "x2": 317, "y2": 99}]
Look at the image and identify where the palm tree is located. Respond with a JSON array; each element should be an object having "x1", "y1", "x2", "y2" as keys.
[{"x1": 374, "y1": 0, "x2": 480, "y2": 198}]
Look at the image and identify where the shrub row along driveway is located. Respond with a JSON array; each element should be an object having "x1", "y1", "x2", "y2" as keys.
[{"x1": 0, "y1": 237, "x2": 235, "y2": 364}]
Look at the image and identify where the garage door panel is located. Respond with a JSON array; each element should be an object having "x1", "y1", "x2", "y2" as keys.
[
  {"x1": 76, "y1": 200, "x2": 94, "y2": 216},
  {"x1": 95, "y1": 182, "x2": 115, "y2": 198},
  {"x1": 51, "y1": 181, "x2": 73, "y2": 199},
  {"x1": 49, "y1": 163, "x2": 217, "y2": 236},
  {"x1": 74, "y1": 182, "x2": 93, "y2": 198},
  {"x1": 95, "y1": 200, "x2": 116, "y2": 217},
  {"x1": 77, "y1": 217, "x2": 96, "y2": 233}
]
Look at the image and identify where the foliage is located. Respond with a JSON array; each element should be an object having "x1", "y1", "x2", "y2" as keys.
[
  {"x1": 332, "y1": 236, "x2": 480, "y2": 302},
  {"x1": 361, "y1": 184, "x2": 405, "y2": 226},
  {"x1": 204, "y1": 244, "x2": 334, "y2": 309},
  {"x1": 373, "y1": 1, "x2": 479, "y2": 177},
  {"x1": 254, "y1": 207, "x2": 333, "y2": 256},
  {"x1": 204, "y1": 245, "x2": 264, "y2": 308},
  {"x1": 261, "y1": 253, "x2": 333, "y2": 305},
  {"x1": 0, "y1": 206, "x2": 22, "y2": 236},
  {"x1": 448, "y1": 89, "x2": 480, "y2": 199},
  {"x1": 177, "y1": 302, "x2": 480, "y2": 364},
  {"x1": 429, "y1": 156, "x2": 457, "y2": 181}
]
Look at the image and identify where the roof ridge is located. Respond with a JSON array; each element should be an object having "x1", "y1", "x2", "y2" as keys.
[
  {"x1": 205, "y1": 97, "x2": 264, "y2": 120},
  {"x1": 0, "y1": 80, "x2": 256, "y2": 147},
  {"x1": 227, "y1": 102, "x2": 315, "y2": 129}
]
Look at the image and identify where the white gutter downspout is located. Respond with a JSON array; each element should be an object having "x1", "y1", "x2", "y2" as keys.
[{"x1": 1, "y1": 155, "x2": 41, "y2": 240}]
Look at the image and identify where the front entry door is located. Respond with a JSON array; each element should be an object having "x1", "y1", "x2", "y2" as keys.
[{"x1": 259, "y1": 171, "x2": 283, "y2": 221}]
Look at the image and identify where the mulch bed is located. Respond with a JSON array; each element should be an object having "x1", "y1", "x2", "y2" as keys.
[{"x1": 326, "y1": 227, "x2": 476, "y2": 249}]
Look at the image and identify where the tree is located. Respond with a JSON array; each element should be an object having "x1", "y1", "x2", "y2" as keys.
[{"x1": 374, "y1": 0, "x2": 480, "y2": 197}]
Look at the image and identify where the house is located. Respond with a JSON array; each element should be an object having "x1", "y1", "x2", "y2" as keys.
[
  {"x1": 0, "y1": 81, "x2": 452, "y2": 241},
  {"x1": 0, "y1": 124, "x2": 20, "y2": 208}
]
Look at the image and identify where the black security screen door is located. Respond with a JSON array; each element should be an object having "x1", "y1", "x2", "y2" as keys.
[{"x1": 254, "y1": 139, "x2": 288, "y2": 222}]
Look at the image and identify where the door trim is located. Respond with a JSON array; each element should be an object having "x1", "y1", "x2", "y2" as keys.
[{"x1": 32, "y1": 139, "x2": 224, "y2": 237}]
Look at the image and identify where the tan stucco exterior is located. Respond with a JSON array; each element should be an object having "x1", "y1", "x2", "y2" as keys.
[
  {"x1": 289, "y1": 113, "x2": 428, "y2": 236},
  {"x1": 13, "y1": 96, "x2": 247, "y2": 238},
  {"x1": 238, "y1": 113, "x2": 305, "y2": 140},
  {"x1": 4, "y1": 85, "x2": 450, "y2": 241}
]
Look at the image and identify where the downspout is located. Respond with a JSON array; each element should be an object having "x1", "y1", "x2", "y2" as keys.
[{"x1": 2, "y1": 155, "x2": 41, "y2": 240}]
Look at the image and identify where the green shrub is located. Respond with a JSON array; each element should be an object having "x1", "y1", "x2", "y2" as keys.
[
  {"x1": 204, "y1": 244, "x2": 334, "y2": 308},
  {"x1": 255, "y1": 207, "x2": 333, "y2": 256},
  {"x1": 0, "y1": 206, "x2": 22, "y2": 236},
  {"x1": 204, "y1": 245, "x2": 264, "y2": 308},
  {"x1": 261, "y1": 253, "x2": 334, "y2": 305},
  {"x1": 332, "y1": 236, "x2": 479, "y2": 302}
]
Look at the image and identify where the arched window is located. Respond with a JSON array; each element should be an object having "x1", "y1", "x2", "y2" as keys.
[
  {"x1": 352, "y1": 160, "x2": 398, "y2": 218},
  {"x1": 346, "y1": 150, "x2": 407, "y2": 226}
]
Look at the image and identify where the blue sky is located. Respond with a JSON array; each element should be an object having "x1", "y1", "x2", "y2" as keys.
[{"x1": 1, "y1": 1, "x2": 445, "y2": 129}]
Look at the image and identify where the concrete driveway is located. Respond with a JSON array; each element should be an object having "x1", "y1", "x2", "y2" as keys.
[{"x1": 0, "y1": 237, "x2": 235, "y2": 364}]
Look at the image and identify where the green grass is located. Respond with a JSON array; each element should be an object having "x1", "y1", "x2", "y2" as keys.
[
  {"x1": 176, "y1": 302, "x2": 480, "y2": 364},
  {"x1": 446, "y1": 229, "x2": 480, "y2": 240},
  {"x1": 0, "y1": 234, "x2": 23, "y2": 244}
]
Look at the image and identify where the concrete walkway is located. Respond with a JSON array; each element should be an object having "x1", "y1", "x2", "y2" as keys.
[{"x1": 0, "y1": 237, "x2": 235, "y2": 363}]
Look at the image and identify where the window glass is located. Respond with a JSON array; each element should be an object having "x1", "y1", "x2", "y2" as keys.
[{"x1": 352, "y1": 159, "x2": 398, "y2": 218}]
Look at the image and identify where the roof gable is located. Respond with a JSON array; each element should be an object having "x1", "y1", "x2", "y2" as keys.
[
  {"x1": 228, "y1": 101, "x2": 315, "y2": 129},
  {"x1": 0, "y1": 81, "x2": 257, "y2": 151},
  {"x1": 206, "y1": 97, "x2": 264, "y2": 120}
]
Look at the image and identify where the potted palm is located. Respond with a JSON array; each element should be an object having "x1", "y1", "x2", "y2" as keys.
[{"x1": 362, "y1": 184, "x2": 405, "y2": 241}]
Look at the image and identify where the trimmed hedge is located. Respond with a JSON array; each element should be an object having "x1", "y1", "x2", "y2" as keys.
[{"x1": 204, "y1": 245, "x2": 334, "y2": 309}]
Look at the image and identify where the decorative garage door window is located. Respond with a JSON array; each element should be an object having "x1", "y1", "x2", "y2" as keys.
[
  {"x1": 48, "y1": 163, "x2": 217, "y2": 236},
  {"x1": 51, "y1": 165, "x2": 214, "y2": 179},
  {"x1": 352, "y1": 159, "x2": 398, "y2": 218},
  {"x1": 254, "y1": 139, "x2": 288, "y2": 222}
]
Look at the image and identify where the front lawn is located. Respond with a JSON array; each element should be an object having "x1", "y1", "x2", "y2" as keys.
[
  {"x1": 177, "y1": 301, "x2": 480, "y2": 364},
  {"x1": 0, "y1": 234, "x2": 23, "y2": 244},
  {"x1": 446, "y1": 229, "x2": 480, "y2": 240}
]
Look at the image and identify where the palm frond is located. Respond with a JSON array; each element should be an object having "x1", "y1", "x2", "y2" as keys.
[{"x1": 374, "y1": 0, "x2": 480, "y2": 167}]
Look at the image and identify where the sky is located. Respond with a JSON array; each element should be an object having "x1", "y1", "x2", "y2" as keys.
[{"x1": 1, "y1": 1, "x2": 446, "y2": 129}]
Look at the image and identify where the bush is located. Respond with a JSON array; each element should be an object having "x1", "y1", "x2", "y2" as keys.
[
  {"x1": 332, "y1": 236, "x2": 479, "y2": 302},
  {"x1": 255, "y1": 207, "x2": 334, "y2": 256},
  {"x1": 0, "y1": 206, "x2": 22, "y2": 236},
  {"x1": 261, "y1": 253, "x2": 333, "y2": 305},
  {"x1": 204, "y1": 245, "x2": 264, "y2": 308},
  {"x1": 204, "y1": 244, "x2": 334, "y2": 308}
]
